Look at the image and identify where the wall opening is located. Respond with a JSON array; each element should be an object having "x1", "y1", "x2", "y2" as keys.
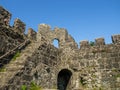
[
  {"x1": 53, "y1": 39, "x2": 59, "y2": 48},
  {"x1": 57, "y1": 69, "x2": 72, "y2": 90}
]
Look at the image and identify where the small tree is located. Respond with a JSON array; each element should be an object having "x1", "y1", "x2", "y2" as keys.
[{"x1": 90, "y1": 41, "x2": 95, "y2": 46}]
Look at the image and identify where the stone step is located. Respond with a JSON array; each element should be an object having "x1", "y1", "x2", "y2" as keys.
[
  {"x1": 0, "y1": 42, "x2": 39, "y2": 86},
  {"x1": 0, "y1": 71, "x2": 16, "y2": 82},
  {"x1": 10, "y1": 61, "x2": 26, "y2": 65},
  {"x1": 0, "y1": 72, "x2": 6, "y2": 77},
  {"x1": 5, "y1": 65, "x2": 24, "y2": 71},
  {"x1": 27, "y1": 46, "x2": 34, "y2": 49}
]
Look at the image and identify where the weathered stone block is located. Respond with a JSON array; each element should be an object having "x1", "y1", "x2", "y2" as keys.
[
  {"x1": 95, "y1": 37, "x2": 105, "y2": 46},
  {"x1": 112, "y1": 34, "x2": 120, "y2": 44},
  {"x1": 27, "y1": 28, "x2": 36, "y2": 40},
  {"x1": 112, "y1": 63, "x2": 119, "y2": 68},
  {"x1": 13, "y1": 18, "x2": 26, "y2": 34},
  {"x1": 80, "y1": 40, "x2": 89, "y2": 48},
  {"x1": 0, "y1": 6, "x2": 11, "y2": 26}
]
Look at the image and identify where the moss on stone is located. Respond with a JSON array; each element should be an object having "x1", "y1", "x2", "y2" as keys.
[
  {"x1": 0, "y1": 67, "x2": 6, "y2": 72},
  {"x1": 30, "y1": 81, "x2": 42, "y2": 90},
  {"x1": 12, "y1": 51, "x2": 20, "y2": 61},
  {"x1": 21, "y1": 85, "x2": 27, "y2": 90}
]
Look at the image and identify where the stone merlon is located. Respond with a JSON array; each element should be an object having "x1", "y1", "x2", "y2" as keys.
[
  {"x1": 13, "y1": 18, "x2": 26, "y2": 34},
  {"x1": 0, "y1": 6, "x2": 11, "y2": 26}
]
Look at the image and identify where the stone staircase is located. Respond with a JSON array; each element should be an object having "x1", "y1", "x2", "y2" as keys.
[
  {"x1": 0, "y1": 41, "x2": 40, "y2": 88},
  {"x1": 0, "y1": 40, "x2": 30, "y2": 68}
]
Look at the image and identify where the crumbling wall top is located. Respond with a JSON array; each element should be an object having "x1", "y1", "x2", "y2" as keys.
[
  {"x1": 37, "y1": 24, "x2": 78, "y2": 49},
  {"x1": 13, "y1": 18, "x2": 26, "y2": 34},
  {"x1": 80, "y1": 34, "x2": 120, "y2": 49},
  {"x1": 27, "y1": 28, "x2": 37, "y2": 40},
  {"x1": 0, "y1": 6, "x2": 11, "y2": 26},
  {"x1": 112, "y1": 34, "x2": 120, "y2": 44},
  {"x1": 0, "y1": 6, "x2": 26, "y2": 35}
]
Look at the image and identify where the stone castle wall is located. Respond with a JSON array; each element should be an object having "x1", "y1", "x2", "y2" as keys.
[
  {"x1": 0, "y1": 6, "x2": 25, "y2": 55},
  {"x1": 78, "y1": 42, "x2": 120, "y2": 89},
  {"x1": 0, "y1": 6, "x2": 120, "y2": 90},
  {"x1": 37, "y1": 24, "x2": 78, "y2": 49},
  {"x1": 1, "y1": 42, "x2": 59, "y2": 90},
  {"x1": 0, "y1": 6, "x2": 36, "y2": 67}
]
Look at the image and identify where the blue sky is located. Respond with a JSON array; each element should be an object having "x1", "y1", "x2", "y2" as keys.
[{"x1": 0, "y1": 0, "x2": 120, "y2": 45}]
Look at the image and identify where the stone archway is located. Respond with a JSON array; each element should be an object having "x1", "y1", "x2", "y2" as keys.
[{"x1": 57, "y1": 69, "x2": 72, "y2": 90}]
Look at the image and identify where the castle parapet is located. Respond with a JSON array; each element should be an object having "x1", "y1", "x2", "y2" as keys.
[
  {"x1": 112, "y1": 34, "x2": 120, "y2": 44},
  {"x1": 13, "y1": 18, "x2": 26, "y2": 34},
  {"x1": 28, "y1": 28, "x2": 37, "y2": 40},
  {"x1": 95, "y1": 38, "x2": 105, "y2": 46},
  {"x1": 0, "y1": 6, "x2": 11, "y2": 26},
  {"x1": 38, "y1": 24, "x2": 51, "y2": 32},
  {"x1": 80, "y1": 40, "x2": 89, "y2": 47}
]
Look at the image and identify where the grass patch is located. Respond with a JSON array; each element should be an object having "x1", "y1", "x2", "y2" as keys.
[
  {"x1": 116, "y1": 74, "x2": 120, "y2": 77},
  {"x1": 30, "y1": 81, "x2": 42, "y2": 90},
  {"x1": 21, "y1": 85, "x2": 27, "y2": 90},
  {"x1": 21, "y1": 82, "x2": 42, "y2": 90},
  {"x1": 0, "y1": 67, "x2": 6, "y2": 72},
  {"x1": 12, "y1": 51, "x2": 20, "y2": 61}
]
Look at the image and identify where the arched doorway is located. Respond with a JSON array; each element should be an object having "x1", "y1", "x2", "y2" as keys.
[{"x1": 57, "y1": 69, "x2": 72, "y2": 90}]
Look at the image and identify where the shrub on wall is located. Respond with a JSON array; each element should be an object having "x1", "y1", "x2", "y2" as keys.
[
  {"x1": 12, "y1": 51, "x2": 20, "y2": 61},
  {"x1": 30, "y1": 81, "x2": 42, "y2": 90},
  {"x1": 21, "y1": 85, "x2": 27, "y2": 90}
]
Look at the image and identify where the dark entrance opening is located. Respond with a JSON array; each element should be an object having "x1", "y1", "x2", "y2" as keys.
[{"x1": 57, "y1": 69, "x2": 72, "y2": 90}]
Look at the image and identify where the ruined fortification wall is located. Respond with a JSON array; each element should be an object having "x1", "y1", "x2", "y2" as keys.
[
  {"x1": 0, "y1": 7, "x2": 25, "y2": 55},
  {"x1": 0, "y1": 6, "x2": 11, "y2": 26},
  {"x1": 1, "y1": 42, "x2": 59, "y2": 90},
  {"x1": 37, "y1": 24, "x2": 78, "y2": 49},
  {"x1": 0, "y1": 6, "x2": 36, "y2": 67},
  {"x1": 0, "y1": 7, "x2": 26, "y2": 67},
  {"x1": 37, "y1": 24, "x2": 120, "y2": 89},
  {"x1": 77, "y1": 36, "x2": 120, "y2": 89},
  {"x1": 0, "y1": 6, "x2": 120, "y2": 90}
]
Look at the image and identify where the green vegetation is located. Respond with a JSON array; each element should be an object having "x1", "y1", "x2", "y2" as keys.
[
  {"x1": 21, "y1": 82, "x2": 42, "y2": 90},
  {"x1": 30, "y1": 81, "x2": 42, "y2": 90},
  {"x1": 12, "y1": 51, "x2": 20, "y2": 61},
  {"x1": 52, "y1": 85, "x2": 57, "y2": 89},
  {"x1": 99, "y1": 87, "x2": 104, "y2": 90},
  {"x1": 90, "y1": 41, "x2": 95, "y2": 46},
  {"x1": 92, "y1": 74, "x2": 97, "y2": 78},
  {"x1": 21, "y1": 85, "x2": 27, "y2": 90},
  {"x1": 0, "y1": 67, "x2": 6, "y2": 72},
  {"x1": 114, "y1": 74, "x2": 120, "y2": 79},
  {"x1": 80, "y1": 77, "x2": 86, "y2": 86}
]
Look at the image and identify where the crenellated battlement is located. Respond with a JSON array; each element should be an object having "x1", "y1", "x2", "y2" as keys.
[
  {"x1": 0, "y1": 6, "x2": 27, "y2": 35},
  {"x1": 112, "y1": 34, "x2": 120, "y2": 44},
  {"x1": 1, "y1": 6, "x2": 119, "y2": 49},
  {"x1": 80, "y1": 34, "x2": 120, "y2": 48},
  {"x1": 37, "y1": 24, "x2": 78, "y2": 49},
  {"x1": 0, "y1": 6, "x2": 11, "y2": 26},
  {"x1": 0, "y1": 6, "x2": 37, "y2": 39},
  {"x1": 0, "y1": 6, "x2": 120, "y2": 90},
  {"x1": 37, "y1": 24, "x2": 120, "y2": 50},
  {"x1": 13, "y1": 18, "x2": 26, "y2": 34}
]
